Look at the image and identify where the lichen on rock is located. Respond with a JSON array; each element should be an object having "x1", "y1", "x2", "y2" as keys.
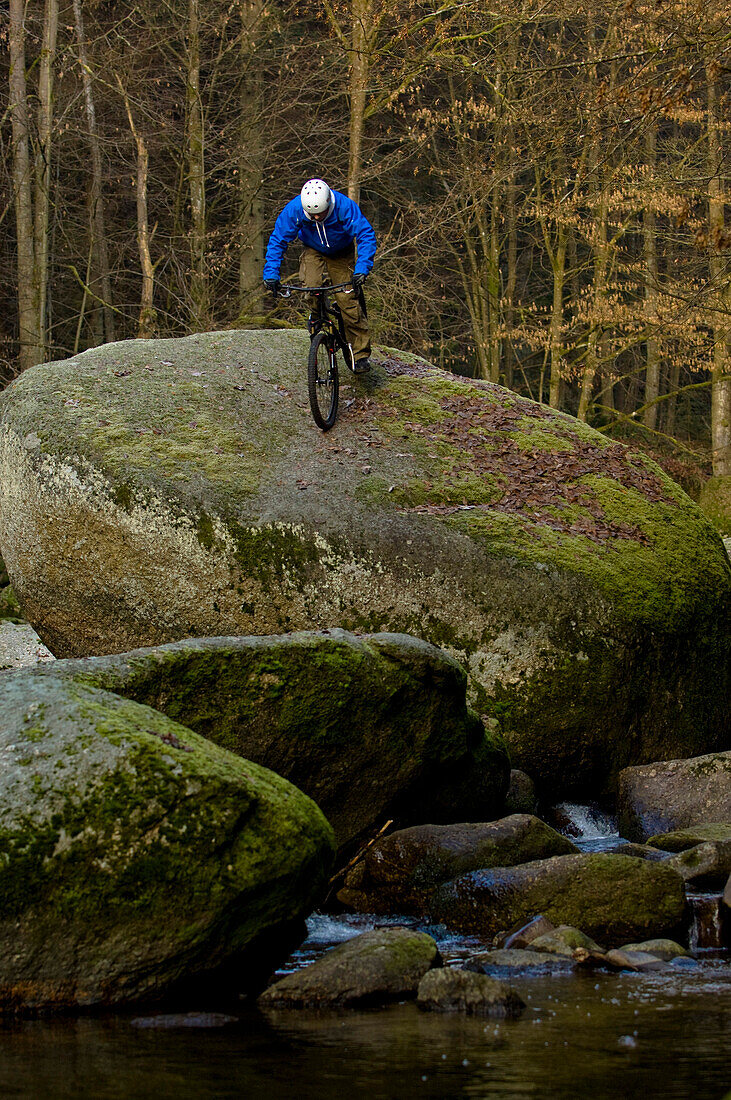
[{"x1": 1, "y1": 330, "x2": 728, "y2": 797}]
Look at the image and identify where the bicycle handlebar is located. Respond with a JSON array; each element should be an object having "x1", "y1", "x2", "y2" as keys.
[{"x1": 277, "y1": 282, "x2": 354, "y2": 297}]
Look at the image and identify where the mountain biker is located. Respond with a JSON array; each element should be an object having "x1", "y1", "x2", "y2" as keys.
[{"x1": 263, "y1": 179, "x2": 376, "y2": 373}]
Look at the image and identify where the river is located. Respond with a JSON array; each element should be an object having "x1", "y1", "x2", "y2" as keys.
[{"x1": 0, "y1": 805, "x2": 728, "y2": 1099}]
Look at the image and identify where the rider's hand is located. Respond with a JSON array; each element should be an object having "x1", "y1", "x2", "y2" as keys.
[
  {"x1": 351, "y1": 272, "x2": 367, "y2": 289},
  {"x1": 264, "y1": 278, "x2": 281, "y2": 295}
]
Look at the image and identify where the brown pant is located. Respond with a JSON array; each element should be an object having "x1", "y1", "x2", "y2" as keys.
[{"x1": 299, "y1": 245, "x2": 370, "y2": 359}]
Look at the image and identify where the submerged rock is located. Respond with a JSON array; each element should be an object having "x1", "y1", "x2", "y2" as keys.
[
  {"x1": 429, "y1": 853, "x2": 687, "y2": 946},
  {"x1": 618, "y1": 753, "x2": 731, "y2": 842},
  {"x1": 416, "y1": 968, "x2": 524, "y2": 1017},
  {"x1": 33, "y1": 630, "x2": 509, "y2": 850},
  {"x1": 337, "y1": 815, "x2": 576, "y2": 913},
  {"x1": 0, "y1": 671, "x2": 334, "y2": 1012},
  {"x1": 258, "y1": 928, "x2": 439, "y2": 1008},
  {"x1": 130, "y1": 1013, "x2": 239, "y2": 1029},
  {"x1": 464, "y1": 949, "x2": 575, "y2": 974},
  {"x1": 2, "y1": 331, "x2": 729, "y2": 797}
]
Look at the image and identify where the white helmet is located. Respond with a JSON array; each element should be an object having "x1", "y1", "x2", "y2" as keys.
[{"x1": 301, "y1": 178, "x2": 333, "y2": 218}]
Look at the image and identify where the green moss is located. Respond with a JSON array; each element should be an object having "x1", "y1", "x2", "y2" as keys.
[
  {"x1": 227, "y1": 520, "x2": 320, "y2": 595},
  {"x1": 699, "y1": 475, "x2": 731, "y2": 535},
  {"x1": 196, "y1": 509, "x2": 217, "y2": 551},
  {"x1": 113, "y1": 483, "x2": 135, "y2": 513}
]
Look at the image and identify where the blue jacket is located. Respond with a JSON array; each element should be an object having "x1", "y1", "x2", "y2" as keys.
[{"x1": 263, "y1": 190, "x2": 377, "y2": 281}]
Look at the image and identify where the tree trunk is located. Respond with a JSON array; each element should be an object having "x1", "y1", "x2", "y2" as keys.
[
  {"x1": 348, "y1": 0, "x2": 371, "y2": 202},
  {"x1": 707, "y1": 61, "x2": 731, "y2": 476},
  {"x1": 32, "y1": 0, "x2": 59, "y2": 363},
  {"x1": 117, "y1": 78, "x2": 157, "y2": 338},
  {"x1": 548, "y1": 227, "x2": 567, "y2": 408},
  {"x1": 187, "y1": 0, "x2": 208, "y2": 329},
  {"x1": 643, "y1": 122, "x2": 660, "y2": 430},
  {"x1": 9, "y1": 0, "x2": 42, "y2": 370},
  {"x1": 238, "y1": 0, "x2": 265, "y2": 317},
  {"x1": 504, "y1": 149, "x2": 517, "y2": 391},
  {"x1": 73, "y1": 0, "x2": 115, "y2": 345}
]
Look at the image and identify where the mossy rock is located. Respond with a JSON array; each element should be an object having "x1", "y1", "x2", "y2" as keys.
[
  {"x1": 429, "y1": 853, "x2": 688, "y2": 946},
  {"x1": 647, "y1": 823, "x2": 731, "y2": 851},
  {"x1": 1, "y1": 331, "x2": 729, "y2": 797},
  {"x1": 38, "y1": 630, "x2": 509, "y2": 851},
  {"x1": 258, "y1": 928, "x2": 439, "y2": 1008},
  {"x1": 0, "y1": 669, "x2": 334, "y2": 1011},
  {"x1": 337, "y1": 814, "x2": 577, "y2": 914},
  {"x1": 618, "y1": 752, "x2": 731, "y2": 842},
  {"x1": 699, "y1": 476, "x2": 731, "y2": 536}
]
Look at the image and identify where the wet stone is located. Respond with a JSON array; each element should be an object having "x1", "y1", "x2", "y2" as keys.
[
  {"x1": 417, "y1": 968, "x2": 525, "y2": 1018},
  {"x1": 529, "y1": 926, "x2": 605, "y2": 957},
  {"x1": 667, "y1": 841, "x2": 731, "y2": 888},
  {"x1": 258, "y1": 928, "x2": 440, "y2": 1009},
  {"x1": 619, "y1": 939, "x2": 691, "y2": 961},
  {"x1": 464, "y1": 949, "x2": 575, "y2": 974},
  {"x1": 604, "y1": 949, "x2": 669, "y2": 972},
  {"x1": 501, "y1": 914, "x2": 556, "y2": 950}
]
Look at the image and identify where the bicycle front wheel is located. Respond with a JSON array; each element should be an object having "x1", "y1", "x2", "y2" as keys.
[{"x1": 308, "y1": 332, "x2": 339, "y2": 430}]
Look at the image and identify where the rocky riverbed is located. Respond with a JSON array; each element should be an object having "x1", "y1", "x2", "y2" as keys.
[{"x1": 0, "y1": 333, "x2": 729, "y2": 1095}]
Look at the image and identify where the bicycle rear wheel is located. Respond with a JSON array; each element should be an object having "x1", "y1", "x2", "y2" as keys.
[{"x1": 308, "y1": 332, "x2": 339, "y2": 430}]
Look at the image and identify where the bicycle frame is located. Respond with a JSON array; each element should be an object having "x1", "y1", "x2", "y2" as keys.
[{"x1": 278, "y1": 282, "x2": 353, "y2": 359}]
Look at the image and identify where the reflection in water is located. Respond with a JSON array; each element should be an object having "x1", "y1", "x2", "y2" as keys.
[
  {"x1": 0, "y1": 803, "x2": 728, "y2": 1098},
  {"x1": 0, "y1": 963, "x2": 729, "y2": 1099}
]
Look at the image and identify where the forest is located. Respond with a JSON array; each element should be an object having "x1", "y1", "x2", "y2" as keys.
[{"x1": 2, "y1": 0, "x2": 730, "y2": 486}]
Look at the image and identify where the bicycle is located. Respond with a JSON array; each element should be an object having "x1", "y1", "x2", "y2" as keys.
[{"x1": 276, "y1": 282, "x2": 357, "y2": 431}]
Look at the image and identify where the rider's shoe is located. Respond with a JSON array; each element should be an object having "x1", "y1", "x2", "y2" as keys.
[{"x1": 353, "y1": 357, "x2": 371, "y2": 374}]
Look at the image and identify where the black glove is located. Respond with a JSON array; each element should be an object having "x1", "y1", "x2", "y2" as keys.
[
  {"x1": 351, "y1": 272, "x2": 367, "y2": 289},
  {"x1": 264, "y1": 278, "x2": 281, "y2": 295}
]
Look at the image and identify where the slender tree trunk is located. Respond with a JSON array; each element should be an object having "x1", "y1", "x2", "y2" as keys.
[
  {"x1": 707, "y1": 61, "x2": 731, "y2": 476},
  {"x1": 187, "y1": 0, "x2": 208, "y2": 329},
  {"x1": 578, "y1": 176, "x2": 610, "y2": 421},
  {"x1": 504, "y1": 149, "x2": 517, "y2": 391},
  {"x1": 238, "y1": 0, "x2": 264, "y2": 316},
  {"x1": 348, "y1": 0, "x2": 371, "y2": 202},
  {"x1": 73, "y1": 0, "x2": 115, "y2": 345},
  {"x1": 33, "y1": 0, "x2": 59, "y2": 362},
  {"x1": 548, "y1": 226, "x2": 567, "y2": 408},
  {"x1": 488, "y1": 179, "x2": 501, "y2": 384},
  {"x1": 643, "y1": 122, "x2": 661, "y2": 430},
  {"x1": 117, "y1": 78, "x2": 157, "y2": 338},
  {"x1": 10, "y1": 0, "x2": 42, "y2": 369}
]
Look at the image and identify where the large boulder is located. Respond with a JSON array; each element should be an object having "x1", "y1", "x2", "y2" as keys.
[
  {"x1": 33, "y1": 630, "x2": 509, "y2": 850},
  {"x1": 0, "y1": 669, "x2": 334, "y2": 1011},
  {"x1": 429, "y1": 853, "x2": 688, "y2": 946},
  {"x1": 1, "y1": 331, "x2": 729, "y2": 797},
  {"x1": 337, "y1": 815, "x2": 577, "y2": 914},
  {"x1": 618, "y1": 752, "x2": 731, "y2": 842}
]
